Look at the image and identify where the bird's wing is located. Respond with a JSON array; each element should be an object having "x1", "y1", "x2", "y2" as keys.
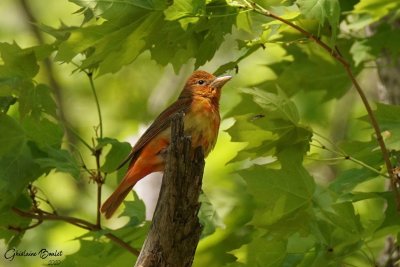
[{"x1": 116, "y1": 98, "x2": 192, "y2": 170}]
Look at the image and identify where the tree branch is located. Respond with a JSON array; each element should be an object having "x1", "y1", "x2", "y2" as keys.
[
  {"x1": 240, "y1": 1, "x2": 400, "y2": 208},
  {"x1": 134, "y1": 112, "x2": 205, "y2": 267},
  {"x1": 12, "y1": 207, "x2": 140, "y2": 256}
]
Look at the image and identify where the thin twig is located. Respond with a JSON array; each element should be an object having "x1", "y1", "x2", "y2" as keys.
[
  {"x1": 67, "y1": 125, "x2": 93, "y2": 151},
  {"x1": 87, "y1": 72, "x2": 103, "y2": 139},
  {"x1": 105, "y1": 233, "x2": 140, "y2": 256},
  {"x1": 241, "y1": 0, "x2": 400, "y2": 208},
  {"x1": 8, "y1": 220, "x2": 43, "y2": 232},
  {"x1": 96, "y1": 182, "x2": 102, "y2": 228},
  {"x1": 313, "y1": 132, "x2": 347, "y2": 155},
  {"x1": 13, "y1": 208, "x2": 94, "y2": 230},
  {"x1": 34, "y1": 195, "x2": 58, "y2": 215},
  {"x1": 82, "y1": 69, "x2": 104, "y2": 227},
  {"x1": 311, "y1": 135, "x2": 390, "y2": 178},
  {"x1": 308, "y1": 145, "x2": 389, "y2": 178},
  {"x1": 94, "y1": 147, "x2": 103, "y2": 228}
]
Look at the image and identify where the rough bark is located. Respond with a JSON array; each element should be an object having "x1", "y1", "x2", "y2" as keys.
[{"x1": 134, "y1": 112, "x2": 205, "y2": 267}]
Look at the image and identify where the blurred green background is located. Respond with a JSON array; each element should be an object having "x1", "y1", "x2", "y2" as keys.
[{"x1": 0, "y1": 0, "x2": 249, "y2": 266}]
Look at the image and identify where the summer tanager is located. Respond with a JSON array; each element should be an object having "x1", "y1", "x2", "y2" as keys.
[{"x1": 101, "y1": 70, "x2": 232, "y2": 219}]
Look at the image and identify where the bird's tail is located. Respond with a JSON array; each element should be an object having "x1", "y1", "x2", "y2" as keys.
[
  {"x1": 101, "y1": 151, "x2": 161, "y2": 218},
  {"x1": 101, "y1": 179, "x2": 135, "y2": 219}
]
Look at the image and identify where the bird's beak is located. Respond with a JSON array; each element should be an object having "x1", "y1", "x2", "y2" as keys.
[{"x1": 210, "y1": 75, "x2": 232, "y2": 89}]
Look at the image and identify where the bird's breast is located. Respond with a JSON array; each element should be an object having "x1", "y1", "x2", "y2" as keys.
[{"x1": 184, "y1": 97, "x2": 220, "y2": 156}]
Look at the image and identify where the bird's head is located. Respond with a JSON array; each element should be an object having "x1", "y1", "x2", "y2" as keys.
[{"x1": 179, "y1": 70, "x2": 232, "y2": 101}]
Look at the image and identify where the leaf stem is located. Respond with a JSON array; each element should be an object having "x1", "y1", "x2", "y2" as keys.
[
  {"x1": 308, "y1": 145, "x2": 390, "y2": 178},
  {"x1": 313, "y1": 132, "x2": 347, "y2": 155},
  {"x1": 241, "y1": 0, "x2": 399, "y2": 208},
  {"x1": 87, "y1": 72, "x2": 103, "y2": 139}
]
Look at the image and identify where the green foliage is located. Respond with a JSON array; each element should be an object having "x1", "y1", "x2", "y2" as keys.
[
  {"x1": 353, "y1": 0, "x2": 400, "y2": 22},
  {"x1": 263, "y1": 43, "x2": 353, "y2": 100},
  {"x1": 99, "y1": 137, "x2": 132, "y2": 173},
  {"x1": 48, "y1": 0, "x2": 237, "y2": 74},
  {"x1": 296, "y1": 0, "x2": 340, "y2": 39},
  {"x1": 121, "y1": 194, "x2": 147, "y2": 226},
  {"x1": 0, "y1": 114, "x2": 26, "y2": 157},
  {"x1": 63, "y1": 195, "x2": 148, "y2": 266},
  {"x1": 0, "y1": 43, "x2": 39, "y2": 82},
  {"x1": 227, "y1": 88, "x2": 312, "y2": 162},
  {"x1": 372, "y1": 103, "x2": 400, "y2": 150},
  {"x1": 62, "y1": 238, "x2": 138, "y2": 267},
  {"x1": 199, "y1": 193, "x2": 224, "y2": 237},
  {"x1": 1, "y1": 0, "x2": 400, "y2": 266},
  {"x1": 35, "y1": 148, "x2": 81, "y2": 179}
]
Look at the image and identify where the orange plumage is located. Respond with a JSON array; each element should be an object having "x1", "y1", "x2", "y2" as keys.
[{"x1": 101, "y1": 70, "x2": 231, "y2": 219}]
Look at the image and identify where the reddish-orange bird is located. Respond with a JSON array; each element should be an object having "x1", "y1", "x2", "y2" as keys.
[{"x1": 101, "y1": 70, "x2": 232, "y2": 218}]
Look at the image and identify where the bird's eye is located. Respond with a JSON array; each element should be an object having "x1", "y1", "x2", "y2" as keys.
[{"x1": 197, "y1": 80, "x2": 205, "y2": 85}]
